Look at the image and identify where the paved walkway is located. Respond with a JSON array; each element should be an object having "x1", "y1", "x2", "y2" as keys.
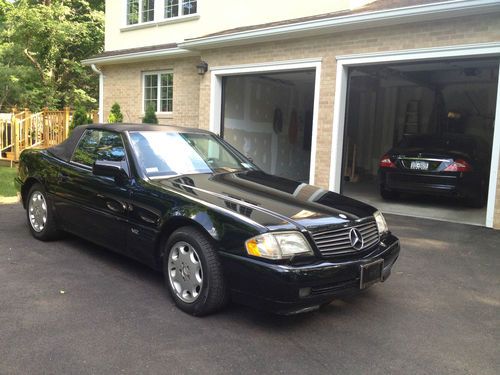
[{"x1": 0, "y1": 203, "x2": 499, "y2": 374}]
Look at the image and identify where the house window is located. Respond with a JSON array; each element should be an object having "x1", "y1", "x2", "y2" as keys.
[
  {"x1": 127, "y1": 0, "x2": 154, "y2": 25},
  {"x1": 164, "y1": 0, "x2": 197, "y2": 19},
  {"x1": 143, "y1": 71, "x2": 173, "y2": 113},
  {"x1": 142, "y1": 0, "x2": 155, "y2": 22}
]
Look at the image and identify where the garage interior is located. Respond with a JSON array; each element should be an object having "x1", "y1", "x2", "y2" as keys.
[
  {"x1": 221, "y1": 70, "x2": 315, "y2": 182},
  {"x1": 342, "y1": 58, "x2": 499, "y2": 226}
]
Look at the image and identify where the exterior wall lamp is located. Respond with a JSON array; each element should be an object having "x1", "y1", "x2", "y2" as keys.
[{"x1": 196, "y1": 61, "x2": 208, "y2": 75}]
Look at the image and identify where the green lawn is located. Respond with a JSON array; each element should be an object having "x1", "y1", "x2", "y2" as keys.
[{"x1": 0, "y1": 166, "x2": 18, "y2": 197}]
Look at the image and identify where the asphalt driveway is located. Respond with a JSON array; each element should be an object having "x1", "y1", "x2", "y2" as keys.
[{"x1": 1, "y1": 203, "x2": 499, "y2": 374}]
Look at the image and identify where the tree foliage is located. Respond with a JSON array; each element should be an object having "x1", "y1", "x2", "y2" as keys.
[
  {"x1": 108, "y1": 102, "x2": 123, "y2": 123},
  {"x1": 70, "y1": 106, "x2": 93, "y2": 131},
  {"x1": 142, "y1": 103, "x2": 158, "y2": 124},
  {"x1": 0, "y1": 0, "x2": 104, "y2": 112}
]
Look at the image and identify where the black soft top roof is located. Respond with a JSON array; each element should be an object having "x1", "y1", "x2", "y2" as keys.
[{"x1": 47, "y1": 123, "x2": 210, "y2": 162}]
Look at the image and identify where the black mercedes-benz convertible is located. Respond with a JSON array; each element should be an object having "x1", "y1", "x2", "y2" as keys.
[{"x1": 16, "y1": 124, "x2": 400, "y2": 316}]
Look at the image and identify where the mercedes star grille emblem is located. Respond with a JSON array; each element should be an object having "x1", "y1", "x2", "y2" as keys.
[{"x1": 349, "y1": 228, "x2": 364, "y2": 250}]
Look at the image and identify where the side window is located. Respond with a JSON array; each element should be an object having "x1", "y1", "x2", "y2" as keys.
[{"x1": 72, "y1": 130, "x2": 126, "y2": 167}]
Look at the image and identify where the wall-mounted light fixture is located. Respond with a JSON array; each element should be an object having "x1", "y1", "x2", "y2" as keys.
[{"x1": 196, "y1": 61, "x2": 208, "y2": 75}]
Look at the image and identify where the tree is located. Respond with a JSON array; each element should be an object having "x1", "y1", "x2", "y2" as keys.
[
  {"x1": 70, "y1": 106, "x2": 92, "y2": 132},
  {"x1": 108, "y1": 102, "x2": 123, "y2": 123},
  {"x1": 0, "y1": 0, "x2": 104, "y2": 111},
  {"x1": 142, "y1": 104, "x2": 158, "y2": 124}
]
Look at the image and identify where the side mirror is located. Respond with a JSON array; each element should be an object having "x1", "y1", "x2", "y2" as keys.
[{"x1": 93, "y1": 159, "x2": 128, "y2": 179}]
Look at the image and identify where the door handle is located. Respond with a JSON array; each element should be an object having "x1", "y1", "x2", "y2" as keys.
[{"x1": 105, "y1": 200, "x2": 127, "y2": 214}]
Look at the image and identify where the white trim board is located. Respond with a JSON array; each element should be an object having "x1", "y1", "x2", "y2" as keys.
[
  {"x1": 209, "y1": 59, "x2": 322, "y2": 185},
  {"x1": 82, "y1": 48, "x2": 196, "y2": 66},
  {"x1": 329, "y1": 43, "x2": 500, "y2": 228},
  {"x1": 487, "y1": 63, "x2": 500, "y2": 228}
]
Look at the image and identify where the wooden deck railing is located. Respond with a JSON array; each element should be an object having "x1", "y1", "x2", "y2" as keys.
[{"x1": 0, "y1": 107, "x2": 75, "y2": 161}]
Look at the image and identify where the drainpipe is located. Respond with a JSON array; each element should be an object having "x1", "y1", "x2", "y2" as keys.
[{"x1": 91, "y1": 64, "x2": 104, "y2": 123}]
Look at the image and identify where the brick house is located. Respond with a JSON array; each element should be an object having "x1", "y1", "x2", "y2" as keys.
[{"x1": 83, "y1": 0, "x2": 500, "y2": 228}]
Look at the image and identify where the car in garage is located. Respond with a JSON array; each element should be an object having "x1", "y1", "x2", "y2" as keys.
[
  {"x1": 15, "y1": 124, "x2": 400, "y2": 316},
  {"x1": 378, "y1": 133, "x2": 490, "y2": 207}
]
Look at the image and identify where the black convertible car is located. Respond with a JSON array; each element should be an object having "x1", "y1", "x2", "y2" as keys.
[
  {"x1": 16, "y1": 124, "x2": 399, "y2": 316},
  {"x1": 379, "y1": 133, "x2": 490, "y2": 207}
]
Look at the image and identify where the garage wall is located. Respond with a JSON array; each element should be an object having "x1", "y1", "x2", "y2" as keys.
[{"x1": 223, "y1": 73, "x2": 314, "y2": 181}]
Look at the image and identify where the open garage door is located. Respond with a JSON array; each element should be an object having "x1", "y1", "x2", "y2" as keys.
[
  {"x1": 342, "y1": 57, "x2": 499, "y2": 226},
  {"x1": 221, "y1": 70, "x2": 316, "y2": 182}
]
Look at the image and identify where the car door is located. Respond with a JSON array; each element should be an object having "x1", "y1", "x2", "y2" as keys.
[{"x1": 56, "y1": 129, "x2": 130, "y2": 253}]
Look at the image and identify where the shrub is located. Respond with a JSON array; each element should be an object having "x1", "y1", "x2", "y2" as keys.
[
  {"x1": 142, "y1": 103, "x2": 158, "y2": 124},
  {"x1": 70, "y1": 107, "x2": 92, "y2": 132},
  {"x1": 108, "y1": 102, "x2": 123, "y2": 123}
]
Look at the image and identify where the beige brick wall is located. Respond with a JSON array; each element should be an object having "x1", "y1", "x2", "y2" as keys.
[
  {"x1": 102, "y1": 13, "x2": 500, "y2": 227},
  {"x1": 102, "y1": 56, "x2": 201, "y2": 127}
]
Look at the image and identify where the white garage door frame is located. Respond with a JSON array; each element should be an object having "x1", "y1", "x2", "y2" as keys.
[
  {"x1": 209, "y1": 58, "x2": 322, "y2": 185},
  {"x1": 330, "y1": 42, "x2": 500, "y2": 228}
]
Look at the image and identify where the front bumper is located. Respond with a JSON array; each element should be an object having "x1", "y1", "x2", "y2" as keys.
[{"x1": 220, "y1": 234, "x2": 400, "y2": 314}]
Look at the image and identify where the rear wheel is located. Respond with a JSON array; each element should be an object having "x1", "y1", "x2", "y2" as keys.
[
  {"x1": 163, "y1": 227, "x2": 228, "y2": 316},
  {"x1": 26, "y1": 183, "x2": 60, "y2": 241},
  {"x1": 380, "y1": 186, "x2": 399, "y2": 200}
]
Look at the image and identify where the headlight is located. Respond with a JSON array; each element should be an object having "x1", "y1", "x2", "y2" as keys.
[
  {"x1": 374, "y1": 211, "x2": 389, "y2": 234},
  {"x1": 245, "y1": 231, "x2": 313, "y2": 260}
]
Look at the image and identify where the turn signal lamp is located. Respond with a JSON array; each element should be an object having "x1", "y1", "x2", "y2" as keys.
[
  {"x1": 245, "y1": 232, "x2": 313, "y2": 260},
  {"x1": 374, "y1": 211, "x2": 389, "y2": 234}
]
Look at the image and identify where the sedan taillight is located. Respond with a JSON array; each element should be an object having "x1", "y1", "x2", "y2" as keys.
[
  {"x1": 380, "y1": 154, "x2": 396, "y2": 168},
  {"x1": 443, "y1": 159, "x2": 472, "y2": 172}
]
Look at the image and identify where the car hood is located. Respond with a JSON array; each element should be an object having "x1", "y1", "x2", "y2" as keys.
[{"x1": 152, "y1": 171, "x2": 377, "y2": 231}]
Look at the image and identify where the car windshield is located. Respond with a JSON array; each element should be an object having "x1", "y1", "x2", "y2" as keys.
[{"x1": 128, "y1": 131, "x2": 257, "y2": 178}]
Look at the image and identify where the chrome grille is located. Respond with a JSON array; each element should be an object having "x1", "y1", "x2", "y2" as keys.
[{"x1": 310, "y1": 220, "x2": 380, "y2": 256}]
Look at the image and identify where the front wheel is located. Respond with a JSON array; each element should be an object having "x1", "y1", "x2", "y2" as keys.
[
  {"x1": 163, "y1": 227, "x2": 228, "y2": 316},
  {"x1": 26, "y1": 183, "x2": 60, "y2": 241}
]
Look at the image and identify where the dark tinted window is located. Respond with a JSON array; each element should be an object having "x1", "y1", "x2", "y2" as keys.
[{"x1": 72, "y1": 130, "x2": 126, "y2": 167}]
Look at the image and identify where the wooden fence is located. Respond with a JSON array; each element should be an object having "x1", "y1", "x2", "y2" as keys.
[{"x1": 0, "y1": 107, "x2": 96, "y2": 161}]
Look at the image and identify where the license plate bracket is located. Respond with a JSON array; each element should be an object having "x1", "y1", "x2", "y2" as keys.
[
  {"x1": 410, "y1": 160, "x2": 429, "y2": 170},
  {"x1": 360, "y1": 259, "x2": 384, "y2": 289}
]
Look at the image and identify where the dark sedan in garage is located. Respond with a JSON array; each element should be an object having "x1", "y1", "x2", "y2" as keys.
[
  {"x1": 16, "y1": 124, "x2": 400, "y2": 316},
  {"x1": 379, "y1": 133, "x2": 490, "y2": 207}
]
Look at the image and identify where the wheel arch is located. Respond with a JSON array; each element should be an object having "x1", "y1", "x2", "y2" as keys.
[
  {"x1": 153, "y1": 215, "x2": 219, "y2": 270},
  {"x1": 21, "y1": 177, "x2": 43, "y2": 209}
]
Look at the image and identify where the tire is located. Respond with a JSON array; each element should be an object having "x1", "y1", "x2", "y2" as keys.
[
  {"x1": 163, "y1": 226, "x2": 228, "y2": 316},
  {"x1": 380, "y1": 187, "x2": 399, "y2": 200},
  {"x1": 26, "y1": 183, "x2": 60, "y2": 241}
]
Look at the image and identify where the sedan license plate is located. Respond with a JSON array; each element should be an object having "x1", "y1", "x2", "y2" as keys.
[
  {"x1": 360, "y1": 259, "x2": 384, "y2": 289},
  {"x1": 410, "y1": 160, "x2": 429, "y2": 170}
]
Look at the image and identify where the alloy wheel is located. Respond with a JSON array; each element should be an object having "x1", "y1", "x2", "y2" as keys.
[
  {"x1": 167, "y1": 241, "x2": 204, "y2": 303},
  {"x1": 28, "y1": 191, "x2": 47, "y2": 233}
]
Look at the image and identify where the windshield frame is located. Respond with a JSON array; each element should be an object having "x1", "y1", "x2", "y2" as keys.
[{"x1": 125, "y1": 130, "x2": 260, "y2": 180}]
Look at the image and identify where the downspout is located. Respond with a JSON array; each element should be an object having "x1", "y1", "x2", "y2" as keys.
[{"x1": 91, "y1": 64, "x2": 104, "y2": 123}]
